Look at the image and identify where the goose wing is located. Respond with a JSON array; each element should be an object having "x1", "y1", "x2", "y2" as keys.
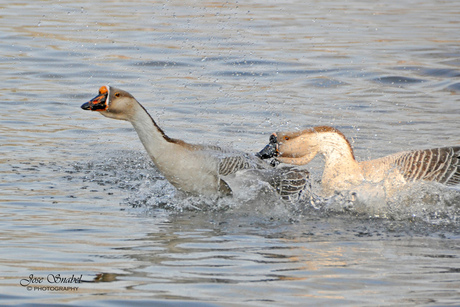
[
  {"x1": 217, "y1": 153, "x2": 268, "y2": 176},
  {"x1": 197, "y1": 144, "x2": 268, "y2": 176},
  {"x1": 268, "y1": 167, "x2": 311, "y2": 202},
  {"x1": 198, "y1": 146, "x2": 270, "y2": 195},
  {"x1": 213, "y1": 147, "x2": 310, "y2": 201},
  {"x1": 391, "y1": 146, "x2": 460, "y2": 185}
]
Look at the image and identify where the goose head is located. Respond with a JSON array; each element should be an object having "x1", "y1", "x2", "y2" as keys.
[
  {"x1": 81, "y1": 85, "x2": 138, "y2": 121},
  {"x1": 258, "y1": 126, "x2": 348, "y2": 166}
]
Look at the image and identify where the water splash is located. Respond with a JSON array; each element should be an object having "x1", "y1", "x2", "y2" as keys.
[
  {"x1": 321, "y1": 182, "x2": 460, "y2": 224},
  {"x1": 67, "y1": 150, "x2": 460, "y2": 225}
]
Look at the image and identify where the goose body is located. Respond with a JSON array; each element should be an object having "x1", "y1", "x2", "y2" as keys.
[
  {"x1": 257, "y1": 126, "x2": 460, "y2": 197},
  {"x1": 81, "y1": 86, "x2": 309, "y2": 200}
]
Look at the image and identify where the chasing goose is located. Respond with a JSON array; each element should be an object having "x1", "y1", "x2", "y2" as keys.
[
  {"x1": 81, "y1": 85, "x2": 310, "y2": 201},
  {"x1": 257, "y1": 126, "x2": 460, "y2": 197}
]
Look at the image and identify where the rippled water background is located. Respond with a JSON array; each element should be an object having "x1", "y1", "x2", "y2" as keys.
[{"x1": 1, "y1": 0, "x2": 460, "y2": 305}]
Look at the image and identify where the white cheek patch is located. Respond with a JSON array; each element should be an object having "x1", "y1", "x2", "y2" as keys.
[{"x1": 106, "y1": 85, "x2": 111, "y2": 108}]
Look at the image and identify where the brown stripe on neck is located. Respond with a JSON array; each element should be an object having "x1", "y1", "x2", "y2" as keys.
[
  {"x1": 137, "y1": 103, "x2": 169, "y2": 138},
  {"x1": 139, "y1": 103, "x2": 195, "y2": 149}
]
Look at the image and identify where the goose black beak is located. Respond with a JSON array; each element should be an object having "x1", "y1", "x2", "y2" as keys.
[
  {"x1": 81, "y1": 102, "x2": 91, "y2": 110},
  {"x1": 81, "y1": 92, "x2": 108, "y2": 111},
  {"x1": 256, "y1": 133, "x2": 279, "y2": 159}
]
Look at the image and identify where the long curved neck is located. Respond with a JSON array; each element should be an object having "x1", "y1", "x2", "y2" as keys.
[
  {"x1": 128, "y1": 102, "x2": 185, "y2": 164},
  {"x1": 317, "y1": 132, "x2": 362, "y2": 192},
  {"x1": 318, "y1": 132, "x2": 356, "y2": 167}
]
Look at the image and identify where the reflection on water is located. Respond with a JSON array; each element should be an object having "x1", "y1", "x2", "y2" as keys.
[{"x1": 1, "y1": 0, "x2": 460, "y2": 305}]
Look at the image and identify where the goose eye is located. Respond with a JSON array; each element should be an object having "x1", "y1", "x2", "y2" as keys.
[
  {"x1": 114, "y1": 92, "x2": 120, "y2": 97},
  {"x1": 284, "y1": 136, "x2": 290, "y2": 141}
]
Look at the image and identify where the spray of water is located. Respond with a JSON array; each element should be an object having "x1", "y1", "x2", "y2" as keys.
[{"x1": 68, "y1": 150, "x2": 460, "y2": 225}]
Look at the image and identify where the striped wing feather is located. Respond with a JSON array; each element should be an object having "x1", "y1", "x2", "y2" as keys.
[
  {"x1": 218, "y1": 154, "x2": 255, "y2": 176},
  {"x1": 391, "y1": 146, "x2": 460, "y2": 185},
  {"x1": 218, "y1": 155, "x2": 310, "y2": 201},
  {"x1": 214, "y1": 146, "x2": 311, "y2": 201},
  {"x1": 268, "y1": 167, "x2": 310, "y2": 201}
]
